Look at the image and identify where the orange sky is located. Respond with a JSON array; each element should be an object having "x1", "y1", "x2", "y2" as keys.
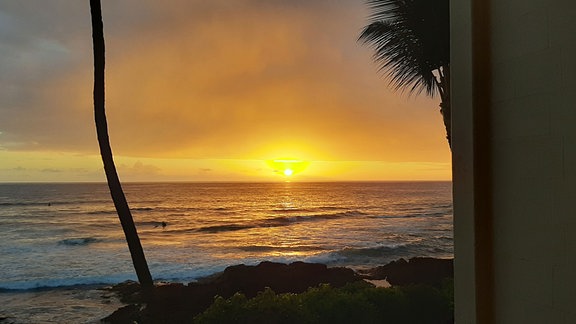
[{"x1": 0, "y1": 0, "x2": 451, "y2": 182}]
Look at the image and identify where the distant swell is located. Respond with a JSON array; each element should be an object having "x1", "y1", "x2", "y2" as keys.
[
  {"x1": 87, "y1": 207, "x2": 157, "y2": 215},
  {"x1": 86, "y1": 210, "x2": 117, "y2": 215},
  {"x1": 58, "y1": 237, "x2": 102, "y2": 246},
  {"x1": 335, "y1": 243, "x2": 411, "y2": 258},
  {"x1": 197, "y1": 210, "x2": 365, "y2": 233},
  {"x1": 132, "y1": 207, "x2": 155, "y2": 212},
  {"x1": 0, "y1": 200, "x2": 110, "y2": 207},
  {"x1": 271, "y1": 208, "x2": 314, "y2": 213},
  {"x1": 369, "y1": 211, "x2": 449, "y2": 219},
  {"x1": 0, "y1": 275, "x2": 132, "y2": 291},
  {"x1": 275, "y1": 210, "x2": 366, "y2": 222},
  {"x1": 86, "y1": 207, "x2": 184, "y2": 215},
  {"x1": 0, "y1": 202, "x2": 50, "y2": 207},
  {"x1": 197, "y1": 224, "x2": 254, "y2": 233},
  {"x1": 239, "y1": 245, "x2": 325, "y2": 252}
]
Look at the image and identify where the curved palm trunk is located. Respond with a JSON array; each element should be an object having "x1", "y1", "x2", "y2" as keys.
[{"x1": 90, "y1": 0, "x2": 153, "y2": 287}]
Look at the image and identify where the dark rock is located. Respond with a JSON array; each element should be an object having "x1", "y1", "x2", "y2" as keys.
[
  {"x1": 210, "y1": 261, "x2": 360, "y2": 298},
  {"x1": 114, "y1": 261, "x2": 362, "y2": 323},
  {"x1": 103, "y1": 258, "x2": 452, "y2": 323},
  {"x1": 364, "y1": 257, "x2": 453, "y2": 286},
  {"x1": 105, "y1": 280, "x2": 144, "y2": 303},
  {"x1": 101, "y1": 304, "x2": 141, "y2": 324},
  {"x1": 0, "y1": 318, "x2": 16, "y2": 324}
]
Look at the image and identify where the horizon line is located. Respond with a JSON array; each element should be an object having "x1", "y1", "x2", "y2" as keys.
[{"x1": 0, "y1": 179, "x2": 453, "y2": 185}]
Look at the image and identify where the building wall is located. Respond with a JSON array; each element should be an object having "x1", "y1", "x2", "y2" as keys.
[
  {"x1": 450, "y1": 0, "x2": 477, "y2": 322},
  {"x1": 491, "y1": 1, "x2": 576, "y2": 322},
  {"x1": 452, "y1": 0, "x2": 576, "y2": 322}
]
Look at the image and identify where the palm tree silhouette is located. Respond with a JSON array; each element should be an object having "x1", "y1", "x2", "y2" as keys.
[
  {"x1": 358, "y1": 0, "x2": 451, "y2": 148},
  {"x1": 89, "y1": 0, "x2": 153, "y2": 287}
]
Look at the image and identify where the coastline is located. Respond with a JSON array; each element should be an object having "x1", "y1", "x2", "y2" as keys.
[
  {"x1": 103, "y1": 257, "x2": 453, "y2": 323},
  {"x1": 0, "y1": 257, "x2": 453, "y2": 323}
]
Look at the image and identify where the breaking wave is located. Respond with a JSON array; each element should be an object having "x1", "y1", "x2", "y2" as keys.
[
  {"x1": 57, "y1": 237, "x2": 102, "y2": 246},
  {"x1": 196, "y1": 210, "x2": 366, "y2": 233}
]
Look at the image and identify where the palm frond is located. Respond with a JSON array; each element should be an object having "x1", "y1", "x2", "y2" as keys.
[{"x1": 359, "y1": 0, "x2": 449, "y2": 98}]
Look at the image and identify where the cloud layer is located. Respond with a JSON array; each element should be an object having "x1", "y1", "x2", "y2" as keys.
[{"x1": 0, "y1": 0, "x2": 449, "y2": 166}]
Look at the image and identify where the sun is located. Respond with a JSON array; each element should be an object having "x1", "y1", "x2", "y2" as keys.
[{"x1": 266, "y1": 158, "x2": 310, "y2": 179}]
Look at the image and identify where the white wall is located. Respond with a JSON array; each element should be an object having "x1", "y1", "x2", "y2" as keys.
[
  {"x1": 491, "y1": 1, "x2": 576, "y2": 322},
  {"x1": 452, "y1": 0, "x2": 576, "y2": 322},
  {"x1": 450, "y1": 0, "x2": 477, "y2": 321}
]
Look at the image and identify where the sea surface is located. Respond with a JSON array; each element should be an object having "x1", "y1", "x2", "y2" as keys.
[{"x1": 0, "y1": 181, "x2": 452, "y2": 322}]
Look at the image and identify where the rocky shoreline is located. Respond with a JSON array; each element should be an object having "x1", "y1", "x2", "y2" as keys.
[{"x1": 103, "y1": 257, "x2": 453, "y2": 323}]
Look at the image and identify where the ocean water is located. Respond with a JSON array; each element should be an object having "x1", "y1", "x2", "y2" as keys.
[{"x1": 0, "y1": 181, "x2": 452, "y2": 322}]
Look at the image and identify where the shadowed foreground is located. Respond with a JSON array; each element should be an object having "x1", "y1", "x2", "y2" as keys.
[{"x1": 103, "y1": 258, "x2": 453, "y2": 323}]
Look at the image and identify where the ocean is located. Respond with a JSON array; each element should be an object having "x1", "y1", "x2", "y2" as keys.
[{"x1": 0, "y1": 181, "x2": 452, "y2": 322}]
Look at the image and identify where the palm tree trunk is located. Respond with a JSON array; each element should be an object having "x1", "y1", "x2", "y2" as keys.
[
  {"x1": 438, "y1": 64, "x2": 451, "y2": 149},
  {"x1": 90, "y1": 0, "x2": 153, "y2": 287},
  {"x1": 440, "y1": 101, "x2": 451, "y2": 149}
]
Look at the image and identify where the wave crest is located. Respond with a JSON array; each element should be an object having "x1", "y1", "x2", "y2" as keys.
[
  {"x1": 58, "y1": 237, "x2": 102, "y2": 246},
  {"x1": 196, "y1": 210, "x2": 366, "y2": 233}
]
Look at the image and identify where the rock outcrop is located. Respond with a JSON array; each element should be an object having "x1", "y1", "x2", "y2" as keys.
[
  {"x1": 103, "y1": 261, "x2": 361, "y2": 323},
  {"x1": 361, "y1": 257, "x2": 453, "y2": 286},
  {"x1": 103, "y1": 258, "x2": 454, "y2": 323}
]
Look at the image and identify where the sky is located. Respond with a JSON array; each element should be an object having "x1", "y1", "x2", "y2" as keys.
[{"x1": 0, "y1": 0, "x2": 451, "y2": 182}]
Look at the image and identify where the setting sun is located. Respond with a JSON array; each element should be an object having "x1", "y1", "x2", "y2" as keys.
[
  {"x1": 266, "y1": 159, "x2": 310, "y2": 179},
  {"x1": 0, "y1": 0, "x2": 452, "y2": 184}
]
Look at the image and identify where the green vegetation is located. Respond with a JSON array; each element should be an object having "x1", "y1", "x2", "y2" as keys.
[{"x1": 194, "y1": 280, "x2": 453, "y2": 324}]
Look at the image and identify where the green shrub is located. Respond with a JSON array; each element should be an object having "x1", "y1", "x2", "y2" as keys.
[{"x1": 193, "y1": 280, "x2": 453, "y2": 324}]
